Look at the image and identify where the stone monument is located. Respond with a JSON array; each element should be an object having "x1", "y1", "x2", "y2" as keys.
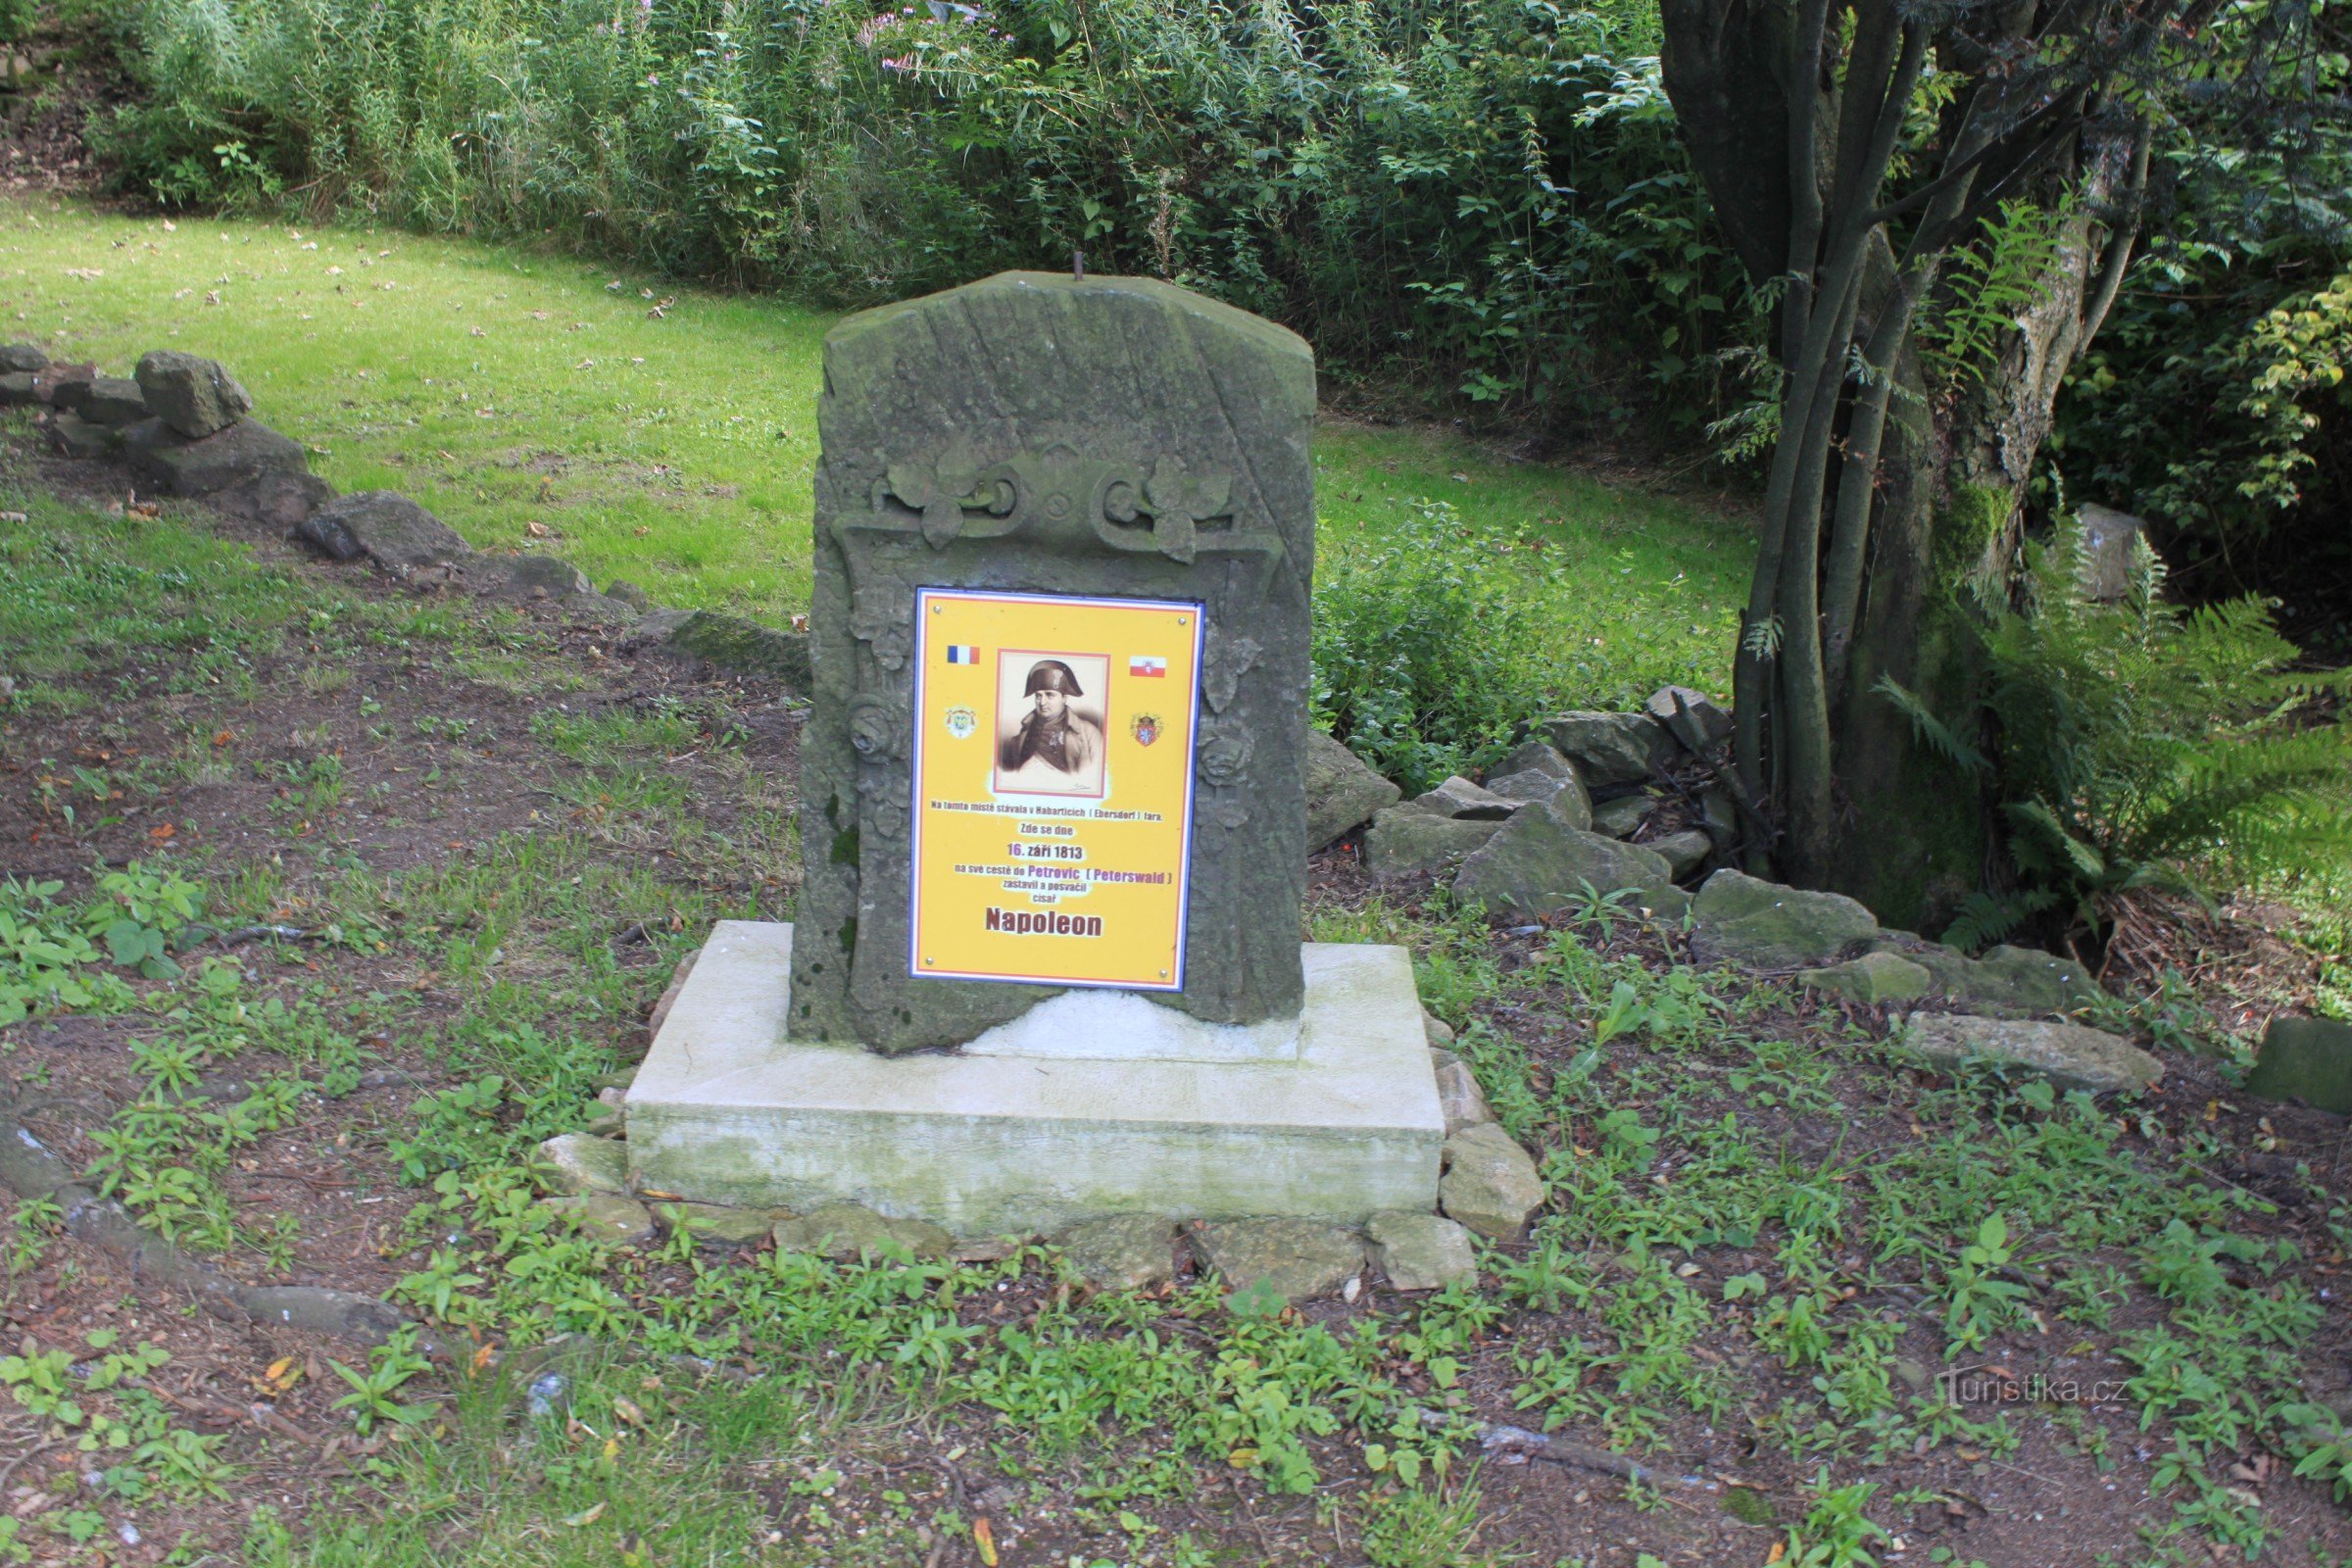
[{"x1": 625, "y1": 272, "x2": 1442, "y2": 1234}]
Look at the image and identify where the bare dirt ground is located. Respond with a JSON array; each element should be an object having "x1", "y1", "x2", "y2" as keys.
[{"x1": 2, "y1": 431, "x2": 2349, "y2": 1568}]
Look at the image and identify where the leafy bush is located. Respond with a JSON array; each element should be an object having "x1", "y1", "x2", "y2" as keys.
[
  {"x1": 1310, "y1": 501, "x2": 1567, "y2": 793},
  {"x1": 1885, "y1": 519, "x2": 2352, "y2": 948},
  {"x1": 88, "y1": 0, "x2": 1763, "y2": 425},
  {"x1": 2050, "y1": 119, "x2": 2352, "y2": 647}
]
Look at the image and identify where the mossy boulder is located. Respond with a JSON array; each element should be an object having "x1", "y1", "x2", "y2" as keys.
[
  {"x1": 1366, "y1": 1211, "x2": 1478, "y2": 1291},
  {"x1": 1451, "y1": 804, "x2": 1675, "y2": 919},
  {"x1": 1362, "y1": 806, "x2": 1503, "y2": 878},
  {"x1": 134, "y1": 349, "x2": 253, "y2": 438},
  {"x1": 1900, "y1": 1012, "x2": 2162, "y2": 1096},
  {"x1": 1303, "y1": 729, "x2": 1400, "y2": 851},
  {"x1": 1055, "y1": 1214, "x2": 1180, "y2": 1292},
  {"x1": 1799, "y1": 951, "x2": 1933, "y2": 1005},
  {"x1": 771, "y1": 1201, "x2": 953, "y2": 1261},
  {"x1": 542, "y1": 1194, "x2": 659, "y2": 1247},
  {"x1": 630, "y1": 608, "x2": 812, "y2": 688},
  {"x1": 2244, "y1": 1016, "x2": 2352, "y2": 1113},
  {"x1": 1188, "y1": 1218, "x2": 1364, "y2": 1303},
  {"x1": 1414, "y1": 774, "x2": 1518, "y2": 819},
  {"x1": 656, "y1": 1201, "x2": 784, "y2": 1246},
  {"x1": 1690, "y1": 869, "x2": 1879, "y2": 969},
  {"x1": 122, "y1": 417, "x2": 309, "y2": 497},
  {"x1": 536, "y1": 1133, "x2": 629, "y2": 1196},
  {"x1": 299, "y1": 490, "x2": 469, "y2": 571},
  {"x1": 1538, "y1": 710, "x2": 1672, "y2": 788},
  {"x1": 1438, "y1": 1123, "x2": 1544, "y2": 1243}
]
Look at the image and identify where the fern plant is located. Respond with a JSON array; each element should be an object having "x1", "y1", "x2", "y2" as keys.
[{"x1": 1884, "y1": 517, "x2": 2352, "y2": 949}]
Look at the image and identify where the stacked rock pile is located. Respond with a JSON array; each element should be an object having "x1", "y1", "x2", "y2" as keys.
[{"x1": 2, "y1": 340, "x2": 810, "y2": 684}]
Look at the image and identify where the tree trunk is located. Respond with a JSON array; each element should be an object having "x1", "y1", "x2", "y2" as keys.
[{"x1": 1827, "y1": 130, "x2": 2150, "y2": 930}]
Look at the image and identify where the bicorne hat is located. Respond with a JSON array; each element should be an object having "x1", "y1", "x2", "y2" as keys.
[{"x1": 1023, "y1": 660, "x2": 1083, "y2": 698}]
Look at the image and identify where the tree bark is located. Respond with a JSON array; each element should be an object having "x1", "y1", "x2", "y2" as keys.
[{"x1": 1827, "y1": 125, "x2": 2152, "y2": 928}]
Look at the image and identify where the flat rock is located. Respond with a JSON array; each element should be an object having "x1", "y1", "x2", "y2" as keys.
[
  {"x1": 217, "y1": 469, "x2": 335, "y2": 530},
  {"x1": 82, "y1": 376, "x2": 148, "y2": 426},
  {"x1": 626, "y1": 607, "x2": 812, "y2": 686},
  {"x1": 1963, "y1": 944, "x2": 2098, "y2": 1014},
  {"x1": 1439, "y1": 1122, "x2": 1544, "y2": 1243},
  {"x1": 1422, "y1": 1010, "x2": 1455, "y2": 1049},
  {"x1": 0, "y1": 371, "x2": 38, "y2": 406},
  {"x1": 537, "y1": 1133, "x2": 630, "y2": 1195},
  {"x1": 1591, "y1": 795, "x2": 1652, "y2": 839},
  {"x1": 2244, "y1": 1015, "x2": 2352, "y2": 1114},
  {"x1": 1433, "y1": 1057, "x2": 1493, "y2": 1134},
  {"x1": 1188, "y1": 1218, "x2": 1363, "y2": 1304},
  {"x1": 45, "y1": 412, "x2": 116, "y2": 460},
  {"x1": 299, "y1": 490, "x2": 469, "y2": 570},
  {"x1": 463, "y1": 553, "x2": 595, "y2": 601},
  {"x1": 1644, "y1": 685, "x2": 1733, "y2": 753},
  {"x1": 1414, "y1": 774, "x2": 1517, "y2": 820},
  {"x1": 122, "y1": 416, "x2": 308, "y2": 497},
  {"x1": 772, "y1": 1201, "x2": 954, "y2": 1262},
  {"x1": 1362, "y1": 806, "x2": 1503, "y2": 878},
  {"x1": 1799, "y1": 951, "x2": 1932, "y2": 1005},
  {"x1": 1650, "y1": 829, "x2": 1713, "y2": 880},
  {"x1": 1304, "y1": 729, "x2": 1401, "y2": 851},
  {"x1": 37, "y1": 364, "x2": 95, "y2": 411},
  {"x1": 1539, "y1": 710, "x2": 1671, "y2": 789},
  {"x1": 1485, "y1": 765, "x2": 1592, "y2": 830},
  {"x1": 134, "y1": 349, "x2": 253, "y2": 438},
  {"x1": 1367, "y1": 1210, "x2": 1478, "y2": 1291},
  {"x1": 0, "y1": 341, "x2": 46, "y2": 373},
  {"x1": 1451, "y1": 804, "x2": 1675, "y2": 918},
  {"x1": 542, "y1": 1194, "x2": 658, "y2": 1246},
  {"x1": 1690, "y1": 868, "x2": 1878, "y2": 969},
  {"x1": 1494, "y1": 739, "x2": 1577, "y2": 779},
  {"x1": 604, "y1": 578, "x2": 651, "y2": 612},
  {"x1": 655, "y1": 1200, "x2": 780, "y2": 1246},
  {"x1": 1054, "y1": 1214, "x2": 1179, "y2": 1291},
  {"x1": 1901, "y1": 1012, "x2": 2162, "y2": 1095}
]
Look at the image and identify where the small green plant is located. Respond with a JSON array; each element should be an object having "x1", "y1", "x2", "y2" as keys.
[
  {"x1": 330, "y1": 1327, "x2": 438, "y2": 1434},
  {"x1": 1783, "y1": 1470, "x2": 1891, "y2": 1567},
  {"x1": 87, "y1": 862, "x2": 204, "y2": 977},
  {"x1": 1940, "y1": 1214, "x2": 2030, "y2": 1354}
]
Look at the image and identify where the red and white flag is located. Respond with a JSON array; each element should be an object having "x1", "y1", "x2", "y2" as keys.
[{"x1": 1128, "y1": 656, "x2": 1167, "y2": 677}]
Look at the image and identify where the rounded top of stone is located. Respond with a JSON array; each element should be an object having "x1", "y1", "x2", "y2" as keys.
[{"x1": 827, "y1": 270, "x2": 1313, "y2": 366}]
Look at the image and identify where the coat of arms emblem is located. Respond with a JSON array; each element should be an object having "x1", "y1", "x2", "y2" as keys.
[
  {"x1": 1130, "y1": 712, "x2": 1161, "y2": 747},
  {"x1": 944, "y1": 704, "x2": 978, "y2": 740}
]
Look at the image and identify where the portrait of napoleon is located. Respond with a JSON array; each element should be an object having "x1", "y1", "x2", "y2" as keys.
[{"x1": 995, "y1": 653, "x2": 1110, "y2": 798}]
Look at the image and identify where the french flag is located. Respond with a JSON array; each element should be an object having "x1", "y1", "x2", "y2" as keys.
[
  {"x1": 1129, "y1": 656, "x2": 1166, "y2": 677},
  {"x1": 945, "y1": 644, "x2": 980, "y2": 664}
]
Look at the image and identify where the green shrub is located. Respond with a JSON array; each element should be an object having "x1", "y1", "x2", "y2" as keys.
[
  {"x1": 1310, "y1": 501, "x2": 1566, "y2": 793},
  {"x1": 87, "y1": 0, "x2": 1763, "y2": 424},
  {"x1": 1886, "y1": 519, "x2": 2352, "y2": 948}
]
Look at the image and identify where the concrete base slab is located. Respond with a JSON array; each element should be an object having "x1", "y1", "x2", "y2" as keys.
[{"x1": 625, "y1": 921, "x2": 1443, "y2": 1233}]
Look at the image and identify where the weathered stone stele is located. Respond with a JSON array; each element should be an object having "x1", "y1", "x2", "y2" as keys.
[{"x1": 793, "y1": 272, "x2": 1315, "y2": 1053}]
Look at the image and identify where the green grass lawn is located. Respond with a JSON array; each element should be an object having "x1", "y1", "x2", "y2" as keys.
[{"x1": 0, "y1": 195, "x2": 1751, "y2": 704}]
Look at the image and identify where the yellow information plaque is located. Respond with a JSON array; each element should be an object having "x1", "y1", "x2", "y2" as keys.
[{"x1": 908, "y1": 587, "x2": 1204, "y2": 991}]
